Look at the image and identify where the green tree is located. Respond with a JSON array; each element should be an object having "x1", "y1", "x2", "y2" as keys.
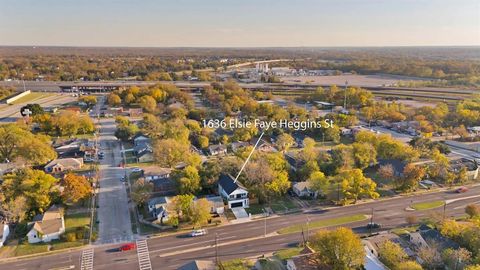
[
  {"x1": 400, "y1": 164, "x2": 426, "y2": 192},
  {"x1": 1, "y1": 168, "x2": 59, "y2": 214},
  {"x1": 131, "y1": 179, "x2": 153, "y2": 205},
  {"x1": 442, "y1": 248, "x2": 471, "y2": 270},
  {"x1": 107, "y1": 93, "x2": 121, "y2": 106},
  {"x1": 197, "y1": 135, "x2": 209, "y2": 149},
  {"x1": 138, "y1": 95, "x2": 157, "y2": 113},
  {"x1": 396, "y1": 261, "x2": 423, "y2": 270},
  {"x1": 153, "y1": 139, "x2": 190, "y2": 168},
  {"x1": 173, "y1": 166, "x2": 201, "y2": 195},
  {"x1": 309, "y1": 227, "x2": 365, "y2": 270},
  {"x1": 352, "y1": 142, "x2": 377, "y2": 169},
  {"x1": 78, "y1": 95, "x2": 97, "y2": 107},
  {"x1": 339, "y1": 169, "x2": 379, "y2": 204},
  {"x1": 20, "y1": 103, "x2": 44, "y2": 116},
  {"x1": 275, "y1": 133, "x2": 294, "y2": 153},
  {"x1": 0, "y1": 124, "x2": 57, "y2": 165},
  {"x1": 190, "y1": 198, "x2": 211, "y2": 228},
  {"x1": 308, "y1": 171, "x2": 329, "y2": 194},
  {"x1": 378, "y1": 241, "x2": 408, "y2": 269}
]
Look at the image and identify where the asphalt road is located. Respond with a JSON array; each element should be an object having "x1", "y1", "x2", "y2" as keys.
[
  {"x1": 1, "y1": 185, "x2": 479, "y2": 270},
  {"x1": 95, "y1": 108, "x2": 134, "y2": 244},
  {"x1": 0, "y1": 93, "x2": 76, "y2": 123}
]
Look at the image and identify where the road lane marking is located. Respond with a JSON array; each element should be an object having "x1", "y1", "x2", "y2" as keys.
[
  {"x1": 149, "y1": 236, "x2": 236, "y2": 253},
  {"x1": 136, "y1": 240, "x2": 152, "y2": 270},
  {"x1": 80, "y1": 249, "x2": 94, "y2": 270},
  {"x1": 48, "y1": 265, "x2": 75, "y2": 270},
  {"x1": 446, "y1": 194, "x2": 480, "y2": 204},
  {"x1": 453, "y1": 201, "x2": 480, "y2": 210}
]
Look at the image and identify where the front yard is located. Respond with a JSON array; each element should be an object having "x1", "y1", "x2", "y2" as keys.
[
  {"x1": 269, "y1": 197, "x2": 298, "y2": 213},
  {"x1": 3, "y1": 211, "x2": 92, "y2": 258}
]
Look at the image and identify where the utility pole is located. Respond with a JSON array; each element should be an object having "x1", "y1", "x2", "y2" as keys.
[
  {"x1": 215, "y1": 233, "x2": 219, "y2": 266},
  {"x1": 263, "y1": 209, "x2": 267, "y2": 237},
  {"x1": 369, "y1": 208, "x2": 374, "y2": 235},
  {"x1": 443, "y1": 201, "x2": 447, "y2": 221},
  {"x1": 343, "y1": 80, "x2": 348, "y2": 110},
  {"x1": 337, "y1": 182, "x2": 340, "y2": 202}
]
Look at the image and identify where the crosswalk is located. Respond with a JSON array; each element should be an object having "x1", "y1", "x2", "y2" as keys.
[
  {"x1": 80, "y1": 248, "x2": 94, "y2": 270},
  {"x1": 136, "y1": 240, "x2": 153, "y2": 270}
]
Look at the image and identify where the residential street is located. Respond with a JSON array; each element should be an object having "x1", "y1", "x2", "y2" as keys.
[
  {"x1": 1, "y1": 185, "x2": 479, "y2": 270},
  {"x1": 95, "y1": 102, "x2": 134, "y2": 244}
]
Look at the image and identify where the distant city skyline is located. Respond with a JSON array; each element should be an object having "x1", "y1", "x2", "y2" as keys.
[{"x1": 0, "y1": 0, "x2": 479, "y2": 47}]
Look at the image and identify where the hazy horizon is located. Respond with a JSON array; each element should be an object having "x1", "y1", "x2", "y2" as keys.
[{"x1": 1, "y1": 0, "x2": 479, "y2": 47}]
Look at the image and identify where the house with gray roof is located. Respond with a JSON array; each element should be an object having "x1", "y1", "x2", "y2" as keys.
[{"x1": 218, "y1": 174, "x2": 249, "y2": 208}]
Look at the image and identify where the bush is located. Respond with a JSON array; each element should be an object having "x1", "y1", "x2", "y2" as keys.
[
  {"x1": 75, "y1": 228, "x2": 84, "y2": 240},
  {"x1": 65, "y1": 232, "x2": 77, "y2": 242}
]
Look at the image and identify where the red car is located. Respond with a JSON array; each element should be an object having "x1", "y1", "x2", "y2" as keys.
[
  {"x1": 118, "y1": 243, "x2": 136, "y2": 251},
  {"x1": 455, "y1": 186, "x2": 469, "y2": 193}
]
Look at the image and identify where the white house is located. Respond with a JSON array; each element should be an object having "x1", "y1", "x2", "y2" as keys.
[
  {"x1": 27, "y1": 205, "x2": 65, "y2": 243},
  {"x1": 147, "y1": 196, "x2": 172, "y2": 223},
  {"x1": 292, "y1": 182, "x2": 319, "y2": 198},
  {"x1": 218, "y1": 174, "x2": 249, "y2": 208},
  {"x1": 0, "y1": 221, "x2": 10, "y2": 247},
  {"x1": 208, "y1": 144, "x2": 227, "y2": 156}
]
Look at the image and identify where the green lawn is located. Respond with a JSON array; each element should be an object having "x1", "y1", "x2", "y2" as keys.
[
  {"x1": 278, "y1": 214, "x2": 368, "y2": 234},
  {"x1": 221, "y1": 259, "x2": 254, "y2": 270},
  {"x1": 9, "y1": 92, "x2": 52, "y2": 105},
  {"x1": 270, "y1": 197, "x2": 298, "y2": 213},
  {"x1": 245, "y1": 204, "x2": 265, "y2": 215},
  {"x1": 274, "y1": 247, "x2": 303, "y2": 260},
  {"x1": 65, "y1": 213, "x2": 90, "y2": 230},
  {"x1": 51, "y1": 240, "x2": 84, "y2": 250},
  {"x1": 14, "y1": 243, "x2": 49, "y2": 256},
  {"x1": 411, "y1": 200, "x2": 445, "y2": 211}
]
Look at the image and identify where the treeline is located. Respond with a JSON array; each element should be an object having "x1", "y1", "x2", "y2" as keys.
[{"x1": 0, "y1": 55, "x2": 223, "y2": 81}]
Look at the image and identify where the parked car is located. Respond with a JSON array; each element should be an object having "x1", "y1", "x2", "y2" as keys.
[
  {"x1": 190, "y1": 229, "x2": 207, "y2": 237},
  {"x1": 131, "y1": 167, "x2": 143, "y2": 173},
  {"x1": 366, "y1": 222, "x2": 382, "y2": 229},
  {"x1": 117, "y1": 243, "x2": 136, "y2": 251},
  {"x1": 456, "y1": 186, "x2": 469, "y2": 193}
]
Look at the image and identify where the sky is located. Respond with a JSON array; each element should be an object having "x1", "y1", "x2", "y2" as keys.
[{"x1": 0, "y1": 0, "x2": 479, "y2": 47}]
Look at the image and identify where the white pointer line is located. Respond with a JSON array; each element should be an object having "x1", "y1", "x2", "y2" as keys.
[{"x1": 234, "y1": 131, "x2": 265, "y2": 183}]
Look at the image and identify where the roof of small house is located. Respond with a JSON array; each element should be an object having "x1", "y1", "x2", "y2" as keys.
[
  {"x1": 293, "y1": 182, "x2": 313, "y2": 192},
  {"x1": 30, "y1": 205, "x2": 64, "y2": 235},
  {"x1": 218, "y1": 174, "x2": 247, "y2": 195},
  {"x1": 147, "y1": 197, "x2": 170, "y2": 208},
  {"x1": 45, "y1": 158, "x2": 83, "y2": 169},
  {"x1": 208, "y1": 144, "x2": 227, "y2": 152},
  {"x1": 178, "y1": 260, "x2": 215, "y2": 270}
]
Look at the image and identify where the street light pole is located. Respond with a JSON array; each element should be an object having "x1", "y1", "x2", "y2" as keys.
[
  {"x1": 306, "y1": 216, "x2": 310, "y2": 243},
  {"x1": 263, "y1": 210, "x2": 267, "y2": 237}
]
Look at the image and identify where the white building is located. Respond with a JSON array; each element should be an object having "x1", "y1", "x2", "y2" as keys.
[
  {"x1": 0, "y1": 222, "x2": 10, "y2": 247},
  {"x1": 218, "y1": 174, "x2": 249, "y2": 208},
  {"x1": 27, "y1": 205, "x2": 65, "y2": 243}
]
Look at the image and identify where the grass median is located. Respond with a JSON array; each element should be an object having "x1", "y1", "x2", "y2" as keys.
[
  {"x1": 411, "y1": 200, "x2": 445, "y2": 211},
  {"x1": 278, "y1": 214, "x2": 368, "y2": 234}
]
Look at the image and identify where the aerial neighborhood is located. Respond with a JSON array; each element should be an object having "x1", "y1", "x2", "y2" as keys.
[{"x1": 0, "y1": 9, "x2": 479, "y2": 268}]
